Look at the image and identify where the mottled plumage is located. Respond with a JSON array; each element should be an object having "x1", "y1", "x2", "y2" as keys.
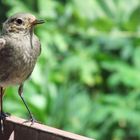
[
  {"x1": 0, "y1": 13, "x2": 42, "y2": 87},
  {"x1": 0, "y1": 31, "x2": 41, "y2": 87},
  {"x1": 0, "y1": 13, "x2": 44, "y2": 128}
]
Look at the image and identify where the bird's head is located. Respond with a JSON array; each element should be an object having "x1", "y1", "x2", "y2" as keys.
[{"x1": 2, "y1": 13, "x2": 44, "y2": 35}]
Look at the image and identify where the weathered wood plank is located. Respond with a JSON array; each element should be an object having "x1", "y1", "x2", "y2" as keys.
[{"x1": 0, "y1": 116, "x2": 94, "y2": 140}]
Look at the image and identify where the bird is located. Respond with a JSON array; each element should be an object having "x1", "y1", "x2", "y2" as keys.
[{"x1": 0, "y1": 13, "x2": 44, "y2": 130}]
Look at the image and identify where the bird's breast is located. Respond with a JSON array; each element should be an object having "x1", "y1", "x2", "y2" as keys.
[{"x1": 0, "y1": 34, "x2": 41, "y2": 87}]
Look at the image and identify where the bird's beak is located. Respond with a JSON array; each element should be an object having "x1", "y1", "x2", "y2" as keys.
[{"x1": 32, "y1": 19, "x2": 45, "y2": 25}]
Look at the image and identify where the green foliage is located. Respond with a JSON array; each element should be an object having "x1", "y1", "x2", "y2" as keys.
[{"x1": 1, "y1": 0, "x2": 140, "y2": 139}]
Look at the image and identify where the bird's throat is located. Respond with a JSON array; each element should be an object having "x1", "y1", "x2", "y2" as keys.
[{"x1": 29, "y1": 27, "x2": 34, "y2": 48}]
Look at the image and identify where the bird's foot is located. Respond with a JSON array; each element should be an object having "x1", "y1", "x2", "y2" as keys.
[
  {"x1": 23, "y1": 116, "x2": 38, "y2": 125},
  {"x1": 0, "y1": 112, "x2": 10, "y2": 133},
  {"x1": 0, "y1": 112, "x2": 10, "y2": 120}
]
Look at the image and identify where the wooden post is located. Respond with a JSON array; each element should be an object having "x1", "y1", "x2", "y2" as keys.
[{"x1": 0, "y1": 116, "x2": 94, "y2": 140}]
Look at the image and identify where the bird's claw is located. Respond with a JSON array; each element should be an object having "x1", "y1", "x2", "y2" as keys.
[
  {"x1": 0, "y1": 112, "x2": 9, "y2": 120},
  {"x1": 23, "y1": 116, "x2": 37, "y2": 125},
  {"x1": 0, "y1": 112, "x2": 10, "y2": 133}
]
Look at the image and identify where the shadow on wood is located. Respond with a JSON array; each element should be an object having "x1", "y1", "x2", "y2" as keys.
[{"x1": 0, "y1": 116, "x2": 94, "y2": 140}]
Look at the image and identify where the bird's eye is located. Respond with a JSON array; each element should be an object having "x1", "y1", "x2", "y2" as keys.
[{"x1": 16, "y1": 19, "x2": 23, "y2": 24}]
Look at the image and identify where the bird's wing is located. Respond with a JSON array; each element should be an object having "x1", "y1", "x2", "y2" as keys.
[{"x1": 0, "y1": 38, "x2": 6, "y2": 50}]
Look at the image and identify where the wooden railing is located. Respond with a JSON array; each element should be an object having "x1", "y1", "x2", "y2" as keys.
[{"x1": 0, "y1": 116, "x2": 94, "y2": 140}]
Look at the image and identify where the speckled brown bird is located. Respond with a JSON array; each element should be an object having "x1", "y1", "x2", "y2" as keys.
[{"x1": 0, "y1": 13, "x2": 44, "y2": 125}]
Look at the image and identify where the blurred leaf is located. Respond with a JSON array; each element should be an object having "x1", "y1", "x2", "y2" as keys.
[{"x1": 2, "y1": 0, "x2": 140, "y2": 139}]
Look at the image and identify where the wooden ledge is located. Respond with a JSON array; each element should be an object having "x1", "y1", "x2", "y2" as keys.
[{"x1": 0, "y1": 116, "x2": 94, "y2": 140}]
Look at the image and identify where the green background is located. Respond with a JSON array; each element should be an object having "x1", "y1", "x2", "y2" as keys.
[{"x1": 1, "y1": 0, "x2": 140, "y2": 140}]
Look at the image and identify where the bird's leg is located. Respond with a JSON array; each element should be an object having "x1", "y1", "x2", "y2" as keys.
[
  {"x1": 0, "y1": 87, "x2": 3, "y2": 117},
  {"x1": 0, "y1": 87, "x2": 8, "y2": 133},
  {"x1": 0, "y1": 87, "x2": 8, "y2": 119},
  {"x1": 18, "y1": 84, "x2": 35, "y2": 124}
]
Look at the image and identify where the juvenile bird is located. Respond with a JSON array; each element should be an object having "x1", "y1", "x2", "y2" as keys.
[{"x1": 0, "y1": 13, "x2": 44, "y2": 127}]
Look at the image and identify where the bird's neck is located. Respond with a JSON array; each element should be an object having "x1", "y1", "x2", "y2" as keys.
[{"x1": 2, "y1": 27, "x2": 34, "y2": 38}]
